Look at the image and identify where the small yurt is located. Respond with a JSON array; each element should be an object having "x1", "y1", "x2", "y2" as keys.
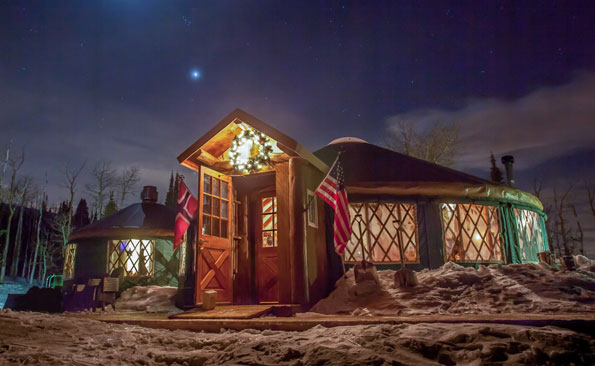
[
  {"x1": 314, "y1": 139, "x2": 549, "y2": 270},
  {"x1": 65, "y1": 186, "x2": 180, "y2": 292}
]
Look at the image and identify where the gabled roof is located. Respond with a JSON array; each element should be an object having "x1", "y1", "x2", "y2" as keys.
[
  {"x1": 177, "y1": 109, "x2": 328, "y2": 173},
  {"x1": 69, "y1": 202, "x2": 175, "y2": 241}
]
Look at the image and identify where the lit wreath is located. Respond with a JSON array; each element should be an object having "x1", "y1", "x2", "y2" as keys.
[{"x1": 229, "y1": 129, "x2": 274, "y2": 173}]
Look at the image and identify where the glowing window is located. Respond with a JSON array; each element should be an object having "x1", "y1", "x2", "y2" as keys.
[
  {"x1": 202, "y1": 175, "x2": 230, "y2": 238},
  {"x1": 261, "y1": 196, "x2": 277, "y2": 248},
  {"x1": 514, "y1": 208, "x2": 547, "y2": 263},
  {"x1": 63, "y1": 243, "x2": 77, "y2": 279},
  {"x1": 343, "y1": 203, "x2": 419, "y2": 264},
  {"x1": 178, "y1": 240, "x2": 187, "y2": 276},
  {"x1": 108, "y1": 239, "x2": 155, "y2": 277},
  {"x1": 441, "y1": 203, "x2": 504, "y2": 263}
]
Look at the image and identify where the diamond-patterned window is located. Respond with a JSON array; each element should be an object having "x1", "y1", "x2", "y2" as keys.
[
  {"x1": 63, "y1": 243, "x2": 77, "y2": 279},
  {"x1": 441, "y1": 203, "x2": 503, "y2": 263},
  {"x1": 514, "y1": 208, "x2": 547, "y2": 263},
  {"x1": 343, "y1": 203, "x2": 419, "y2": 264},
  {"x1": 108, "y1": 239, "x2": 155, "y2": 277},
  {"x1": 261, "y1": 196, "x2": 278, "y2": 248}
]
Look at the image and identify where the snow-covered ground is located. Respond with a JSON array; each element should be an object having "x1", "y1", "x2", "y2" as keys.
[
  {"x1": 311, "y1": 256, "x2": 595, "y2": 316},
  {"x1": 0, "y1": 310, "x2": 593, "y2": 365},
  {"x1": 0, "y1": 278, "x2": 33, "y2": 309},
  {"x1": 114, "y1": 286, "x2": 179, "y2": 313}
]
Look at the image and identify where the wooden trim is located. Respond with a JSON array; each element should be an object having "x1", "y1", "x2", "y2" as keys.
[
  {"x1": 69, "y1": 228, "x2": 172, "y2": 241},
  {"x1": 177, "y1": 109, "x2": 328, "y2": 173}
]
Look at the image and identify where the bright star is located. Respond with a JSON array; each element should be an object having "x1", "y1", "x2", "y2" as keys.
[{"x1": 189, "y1": 69, "x2": 201, "y2": 80}]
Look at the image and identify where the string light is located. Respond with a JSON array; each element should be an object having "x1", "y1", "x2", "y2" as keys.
[{"x1": 229, "y1": 129, "x2": 273, "y2": 173}]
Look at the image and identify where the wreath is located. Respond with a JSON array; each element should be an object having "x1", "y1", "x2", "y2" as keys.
[{"x1": 229, "y1": 129, "x2": 274, "y2": 173}]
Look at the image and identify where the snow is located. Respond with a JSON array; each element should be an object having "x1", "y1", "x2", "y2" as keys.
[
  {"x1": 0, "y1": 278, "x2": 33, "y2": 309},
  {"x1": 114, "y1": 286, "x2": 180, "y2": 313},
  {"x1": 0, "y1": 310, "x2": 593, "y2": 365},
  {"x1": 311, "y1": 258, "x2": 595, "y2": 316}
]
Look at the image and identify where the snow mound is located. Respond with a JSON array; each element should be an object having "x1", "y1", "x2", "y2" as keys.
[
  {"x1": 1, "y1": 311, "x2": 593, "y2": 365},
  {"x1": 114, "y1": 286, "x2": 179, "y2": 313},
  {"x1": 311, "y1": 260, "x2": 595, "y2": 316}
]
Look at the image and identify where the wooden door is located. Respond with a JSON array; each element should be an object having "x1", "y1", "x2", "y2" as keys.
[
  {"x1": 256, "y1": 193, "x2": 279, "y2": 303},
  {"x1": 196, "y1": 167, "x2": 233, "y2": 304}
]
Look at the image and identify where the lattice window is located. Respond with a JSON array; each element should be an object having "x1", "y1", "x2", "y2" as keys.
[
  {"x1": 441, "y1": 203, "x2": 503, "y2": 263},
  {"x1": 261, "y1": 196, "x2": 278, "y2": 248},
  {"x1": 63, "y1": 243, "x2": 77, "y2": 279},
  {"x1": 343, "y1": 203, "x2": 419, "y2": 264},
  {"x1": 514, "y1": 208, "x2": 547, "y2": 263},
  {"x1": 202, "y1": 175, "x2": 230, "y2": 238},
  {"x1": 108, "y1": 239, "x2": 155, "y2": 277}
]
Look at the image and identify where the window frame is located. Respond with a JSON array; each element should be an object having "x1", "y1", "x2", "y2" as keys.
[
  {"x1": 343, "y1": 201, "x2": 420, "y2": 264},
  {"x1": 107, "y1": 238, "x2": 156, "y2": 278},
  {"x1": 306, "y1": 189, "x2": 318, "y2": 228},
  {"x1": 440, "y1": 202, "x2": 505, "y2": 264}
]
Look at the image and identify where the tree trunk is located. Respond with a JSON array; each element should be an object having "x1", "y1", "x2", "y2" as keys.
[
  {"x1": 0, "y1": 208, "x2": 16, "y2": 283},
  {"x1": 29, "y1": 204, "x2": 43, "y2": 285},
  {"x1": 10, "y1": 206, "x2": 25, "y2": 278}
]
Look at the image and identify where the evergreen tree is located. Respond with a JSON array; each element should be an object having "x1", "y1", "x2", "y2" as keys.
[
  {"x1": 165, "y1": 171, "x2": 176, "y2": 209},
  {"x1": 490, "y1": 153, "x2": 504, "y2": 184},
  {"x1": 73, "y1": 198, "x2": 90, "y2": 228},
  {"x1": 174, "y1": 173, "x2": 180, "y2": 202},
  {"x1": 103, "y1": 192, "x2": 118, "y2": 217}
]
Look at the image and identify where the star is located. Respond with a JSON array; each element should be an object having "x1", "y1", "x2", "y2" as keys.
[{"x1": 189, "y1": 69, "x2": 201, "y2": 80}]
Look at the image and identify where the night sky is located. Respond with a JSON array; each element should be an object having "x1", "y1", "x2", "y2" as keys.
[{"x1": 1, "y1": 1, "x2": 594, "y2": 251}]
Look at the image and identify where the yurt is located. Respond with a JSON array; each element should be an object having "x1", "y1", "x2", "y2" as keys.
[{"x1": 64, "y1": 186, "x2": 180, "y2": 292}]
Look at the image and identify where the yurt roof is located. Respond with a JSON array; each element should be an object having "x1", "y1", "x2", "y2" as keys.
[
  {"x1": 314, "y1": 141, "x2": 543, "y2": 211},
  {"x1": 69, "y1": 202, "x2": 176, "y2": 242}
]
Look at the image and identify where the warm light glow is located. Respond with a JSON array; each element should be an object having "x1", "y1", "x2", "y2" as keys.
[{"x1": 229, "y1": 128, "x2": 273, "y2": 173}]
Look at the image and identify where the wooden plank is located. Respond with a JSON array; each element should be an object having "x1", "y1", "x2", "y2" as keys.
[
  {"x1": 169, "y1": 305, "x2": 275, "y2": 319},
  {"x1": 79, "y1": 313, "x2": 595, "y2": 335},
  {"x1": 275, "y1": 162, "x2": 292, "y2": 304},
  {"x1": 288, "y1": 158, "x2": 306, "y2": 304}
]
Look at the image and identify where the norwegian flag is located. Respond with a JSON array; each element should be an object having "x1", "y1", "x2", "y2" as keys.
[
  {"x1": 315, "y1": 154, "x2": 352, "y2": 255},
  {"x1": 174, "y1": 179, "x2": 198, "y2": 250}
]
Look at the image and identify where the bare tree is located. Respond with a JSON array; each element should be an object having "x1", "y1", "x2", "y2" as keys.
[
  {"x1": 118, "y1": 166, "x2": 140, "y2": 206},
  {"x1": 10, "y1": 179, "x2": 37, "y2": 277},
  {"x1": 385, "y1": 119, "x2": 459, "y2": 167},
  {"x1": 85, "y1": 160, "x2": 117, "y2": 220},
  {"x1": 552, "y1": 187, "x2": 576, "y2": 257},
  {"x1": 0, "y1": 150, "x2": 25, "y2": 283},
  {"x1": 57, "y1": 161, "x2": 86, "y2": 248},
  {"x1": 570, "y1": 204, "x2": 584, "y2": 255},
  {"x1": 587, "y1": 183, "x2": 595, "y2": 222}
]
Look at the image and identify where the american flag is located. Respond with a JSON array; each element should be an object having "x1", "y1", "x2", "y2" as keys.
[
  {"x1": 174, "y1": 179, "x2": 197, "y2": 250},
  {"x1": 315, "y1": 154, "x2": 352, "y2": 255}
]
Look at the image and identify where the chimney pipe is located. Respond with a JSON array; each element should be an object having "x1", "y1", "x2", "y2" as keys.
[
  {"x1": 501, "y1": 155, "x2": 515, "y2": 187},
  {"x1": 141, "y1": 186, "x2": 158, "y2": 203}
]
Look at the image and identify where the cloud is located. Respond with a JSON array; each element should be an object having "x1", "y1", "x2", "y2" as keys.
[
  {"x1": 0, "y1": 83, "x2": 183, "y2": 205},
  {"x1": 385, "y1": 72, "x2": 595, "y2": 171}
]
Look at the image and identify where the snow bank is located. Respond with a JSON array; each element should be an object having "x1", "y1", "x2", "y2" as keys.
[
  {"x1": 0, "y1": 310, "x2": 593, "y2": 365},
  {"x1": 114, "y1": 286, "x2": 179, "y2": 313},
  {"x1": 311, "y1": 259, "x2": 595, "y2": 316}
]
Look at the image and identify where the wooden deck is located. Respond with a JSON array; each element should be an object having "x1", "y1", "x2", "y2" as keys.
[
  {"x1": 74, "y1": 312, "x2": 595, "y2": 335},
  {"x1": 169, "y1": 304, "x2": 299, "y2": 319}
]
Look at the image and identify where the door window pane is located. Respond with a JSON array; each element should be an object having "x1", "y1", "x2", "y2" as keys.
[
  {"x1": 213, "y1": 198, "x2": 220, "y2": 217},
  {"x1": 221, "y1": 181, "x2": 228, "y2": 199},
  {"x1": 221, "y1": 200, "x2": 229, "y2": 219},
  {"x1": 263, "y1": 214, "x2": 274, "y2": 231},
  {"x1": 213, "y1": 179, "x2": 220, "y2": 197},
  {"x1": 203, "y1": 175, "x2": 211, "y2": 194},
  {"x1": 203, "y1": 195, "x2": 211, "y2": 214},
  {"x1": 212, "y1": 218, "x2": 220, "y2": 237},
  {"x1": 202, "y1": 216, "x2": 211, "y2": 235},
  {"x1": 221, "y1": 220, "x2": 228, "y2": 238}
]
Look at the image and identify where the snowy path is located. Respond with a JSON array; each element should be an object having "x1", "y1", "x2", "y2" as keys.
[{"x1": 0, "y1": 311, "x2": 593, "y2": 365}]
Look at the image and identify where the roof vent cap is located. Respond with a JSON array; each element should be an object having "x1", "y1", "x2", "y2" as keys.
[
  {"x1": 141, "y1": 186, "x2": 158, "y2": 203},
  {"x1": 328, "y1": 137, "x2": 368, "y2": 145}
]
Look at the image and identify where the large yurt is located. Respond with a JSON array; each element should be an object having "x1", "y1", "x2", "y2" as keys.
[
  {"x1": 65, "y1": 186, "x2": 180, "y2": 292},
  {"x1": 314, "y1": 139, "x2": 548, "y2": 270}
]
